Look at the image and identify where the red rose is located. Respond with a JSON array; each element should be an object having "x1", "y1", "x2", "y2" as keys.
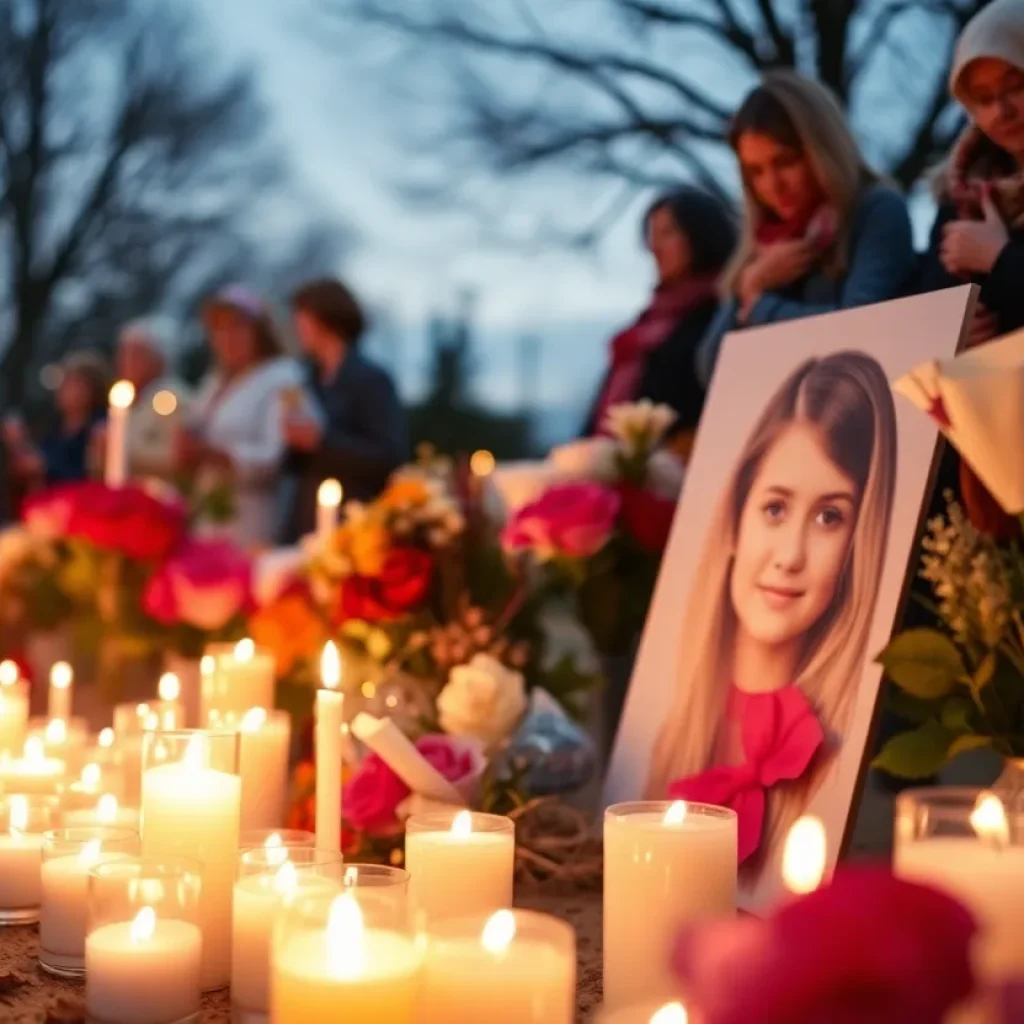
[
  {"x1": 339, "y1": 547, "x2": 433, "y2": 622},
  {"x1": 342, "y1": 753, "x2": 411, "y2": 835},
  {"x1": 617, "y1": 483, "x2": 676, "y2": 554}
]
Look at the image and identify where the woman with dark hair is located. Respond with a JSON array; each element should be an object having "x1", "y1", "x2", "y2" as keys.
[{"x1": 585, "y1": 186, "x2": 736, "y2": 457}]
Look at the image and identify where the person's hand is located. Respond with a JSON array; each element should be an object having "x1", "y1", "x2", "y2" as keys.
[
  {"x1": 968, "y1": 301, "x2": 1000, "y2": 348},
  {"x1": 283, "y1": 415, "x2": 323, "y2": 453},
  {"x1": 737, "y1": 240, "x2": 816, "y2": 321},
  {"x1": 941, "y1": 189, "x2": 1009, "y2": 277}
]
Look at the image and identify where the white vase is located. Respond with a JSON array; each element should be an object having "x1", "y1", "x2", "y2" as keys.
[{"x1": 164, "y1": 652, "x2": 201, "y2": 728}]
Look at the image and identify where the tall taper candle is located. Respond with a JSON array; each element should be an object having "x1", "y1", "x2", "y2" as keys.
[
  {"x1": 105, "y1": 381, "x2": 135, "y2": 488},
  {"x1": 315, "y1": 642, "x2": 343, "y2": 853},
  {"x1": 316, "y1": 479, "x2": 343, "y2": 545},
  {"x1": 48, "y1": 662, "x2": 73, "y2": 723}
]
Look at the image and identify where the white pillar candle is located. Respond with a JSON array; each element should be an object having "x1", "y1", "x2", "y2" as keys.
[
  {"x1": 0, "y1": 663, "x2": 28, "y2": 757},
  {"x1": 272, "y1": 892, "x2": 421, "y2": 1023},
  {"x1": 105, "y1": 380, "x2": 135, "y2": 488},
  {"x1": 604, "y1": 801, "x2": 737, "y2": 1011},
  {"x1": 316, "y1": 642, "x2": 344, "y2": 853},
  {"x1": 0, "y1": 795, "x2": 56, "y2": 923},
  {"x1": 62, "y1": 794, "x2": 140, "y2": 832},
  {"x1": 86, "y1": 907, "x2": 202, "y2": 1024},
  {"x1": 27, "y1": 715, "x2": 88, "y2": 774},
  {"x1": 0, "y1": 737, "x2": 66, "y2": 795},
  {"x1": 48, "y1": 661, "x2": 73, "y2": 722},
  {"x1": 419, "y1": 909, "x2": 576, "y2": 1023},
  {"x1": 405, "y1": 810, "x2": 515, "y2": 927},
  {"x1": 140, "y1": 732, "x2": 241, "y2": 990},
  {"x1": 597, "y1": 1001, "x2": 691, "y2": 1023},
  {"x1": 200, "y1": 639, "x2": 276, "y2": 723},
  {"x1": 316, "y1": 478, "x2": 343, "y2": 544}
]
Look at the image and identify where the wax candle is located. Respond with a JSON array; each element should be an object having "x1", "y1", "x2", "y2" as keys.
[
  {"x1": 316, "y1": 642, "x2": 344, "y2": 853},
  {"x1": 603, "y1": 801, "x2": 737, "y2": 1010},
  {"x1": 0, "y1": 663, "x2": 28, "y2": 757},
  {"x1": 48, "y1": 662, "x2": 73, "y2": 722},
  {"x1": 0, "y1": 794, "x2": 58, "y2": 924},
  {"x1": 86, "y1": 906, "x2": 202, "y2": 1024},
  {"x1": 0, "y1": 737, "x2": 66, "y2": 795},
  {"x1": 405, "y1": 810, "x2": 515, "y2": 926},
  {"x1": 65, "y1": 760, "x2": 125, "y2": 805},
  {"x1": 201, "y1": 639, "x2": 276, "y2": 723},
  {"x1": 27, "y1": 715, "x2": 88, "y2": 774},
  {"x1": 419, "y1": 909, "x2": 576, "y2": 1023},
  {"x1": 105, "y1": 380, "x2": 135, "y2": 488},
  {"x1": 141, "y1": 730, "x2": 241, "y2": 990},
  {"x1": 597, "y1": 1001, "x2": 691, "y2": 1023},
  {"x1": 272, "y1": 891, "x2": 421, "y2": 1023},
  {"x1": 63, "y1": 794, "x2": 140, "y2": 832},
  {"x1": 782, "y1": 815, "x2": 827, "y2": 895},
  {"x1": 316, "y1": 478, "x2": 343, "y2": 544}
]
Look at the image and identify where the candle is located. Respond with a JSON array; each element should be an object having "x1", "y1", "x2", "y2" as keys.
[
  {"x1": 316, "y1": 478, "x2": 343, "y2": 543},
  {"x1": 39, "y1": 828, "x2": 138, "y2": 976},
  {"x1": 158, "y1": 672, "x2": 180, "y2": 704},
  {"x1": 63, "y1": 794, "x2": 140, "y2": 832},
  {"x1": 782, "y1": 815, "x2": 827, "y2": 895},
  {"x1": 316, "y1": 642, "x2": 344, "y2": 853},
  {"x1": 86, "y1": 906, "x2": 202, "y2": 1024},
  {"x1": 27, "y1": 715, "x2": 88, "y2": 774},
  {"x1": 405, "y1": 810, "x2": 515, "y2": 926},
  {"x1": 272, "y1": 891, "x2": 421, "y2": 1022},
  {"x1": 65, "y1": 760, "x2": 125, "y2": 804},
  {"x1": 0, "y1": 794, "x2": 58, "y2": 924},
  {"x1": 140, "y1": 731, "x2": 241, "y2": 990},
  {"x1": 0, "y1": 737, "x2": 66, "y2": 795},
  {"x1": 597, "y1": 1002, "x2": 690, "y2": 1023},
  {"x1": 201, "y1": 640, "x2": 275, "y2": 723},
  {"x1": 419, "y1": 909, "x2": 576, "y2": 1023},
  {"x1": 48, "y1": 661, "x2": 73, "y2": 722},
  {"x1": 0, "y1": 663, "x2": 28, "y2": 757},
  {"x1": 105, "y1": 380, "x2": 135, "y2": 488},
  {"x1": 603, "y1": 800, "x2": 737, "y2": 1010}
]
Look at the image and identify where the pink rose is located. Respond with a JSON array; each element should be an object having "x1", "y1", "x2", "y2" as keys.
[
  {"x1": 502, "y1": 482, "x2": 620, "y2": 560},
  {"x1": 142, "y1": 538, "x2": 253, "y2": 630}
]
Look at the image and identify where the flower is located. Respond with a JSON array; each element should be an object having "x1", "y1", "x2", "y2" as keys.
[
  {"x1": 338, "y1": 547, "x2": 433, "y2": 622},
  {"x1": 604, "y1": 400, "x2": 676, "y2": 456},
  {"x1": 249, "y1": 585, "x2": 327, "y2": 676},
  {"x1": 673, "y1": 867, "x2": 976, "y2": 1024},
  {"x1": 142, "y1": 538, "x2": 253, "y2": 631},
  {"x1": 502, "y1": 482, "x2": 620, "y2": 561},
  {"x1": 548, "y1": 438, "x2": 618, "y2": 483},
  {"x1": 380, "y1": 476, "x2": 432, "y2": 510},
  {"x1": 330, "y1": 520, "x2": 391, "y2": 577},
  {"x1": 437, "y1": 653, "x2": 527, "y2": 750},
  {"x1": 22, "y1": 486, "x2": 77, "y2": 539},
  {"x1": 618, "y1": 483, "x2": 676, "y2": 555},
  {"x1": 646, "y1": 448, "x2": 685, "y2": 500}
]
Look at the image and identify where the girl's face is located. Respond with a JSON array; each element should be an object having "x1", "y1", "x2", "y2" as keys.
[
  {"x1": 647, "y1": 205, "x2": 693, "y2": 283},
  {"x1": 963, "y1": 58, "x2": 1024, "y2": 158},
  {"x1": 736, "y1": 131, "x2": 824, "y2": 223},
  {"x1": 208, "y1": 308, "x2": 258, "y2": 376},
  {"x1": 729, "y1": 422, "x2": 858, "y2": 653}
]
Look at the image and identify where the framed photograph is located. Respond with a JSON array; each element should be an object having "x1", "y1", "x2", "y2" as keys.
[{"x1": 603, "y1": 286, "x2": 976, "y2": 909}]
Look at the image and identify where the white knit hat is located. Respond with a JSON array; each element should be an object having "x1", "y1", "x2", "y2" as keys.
[{"x1": 950, "y1": 0, "x2": 1024, "y2": 105}]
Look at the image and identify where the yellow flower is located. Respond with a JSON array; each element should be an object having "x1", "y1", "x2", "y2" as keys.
[
  {"x1": 366, "y1": 628, "x2": 393, "y2": 661},
  {"x1": 330, "y1": 521, "x2": 390, "y2": 576},
  {"x1": 250, "y1": 594, "x2": 326, "y2": 677},
  {"x1": 380, "y1": 478, "x2": 430, "y2": 510}
]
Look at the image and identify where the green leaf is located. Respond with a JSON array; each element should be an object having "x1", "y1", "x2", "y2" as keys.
[
  {"x1": 885, "y1": 688, "x2": 946, "y2": 724},
  {"x1": 948, "y1": 735, "x2": 992, "y2": 759},
  {"x1": 940, "y1": 696, "x2": 977, "y2": 734},
  {"x1": 872, "y1": 721, "x2": 955, "y2": 778},
  {"x1": 877, "y1": 629, "x2": 965, "y2": 699}
]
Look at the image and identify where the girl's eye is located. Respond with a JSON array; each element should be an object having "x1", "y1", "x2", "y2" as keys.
[
  {"x1": 817, "y1": 506, "x2": 844, "y2": 528},
  {"x1": 762, "y1": 501, "x2": 785, "y2": 522}
]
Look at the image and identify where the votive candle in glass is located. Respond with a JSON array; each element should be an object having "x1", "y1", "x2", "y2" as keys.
[
  {"x1": 604, "y1": 801, "x2": 737, "y2": 1011},
  {"x1": 240, "y1": 828, "x2": 315, "y2": 853},
  {"x1": 405, "y1": 810, "x2": 514, "y2": 927},
  {"x1": 86, "y1": 857, "x2": 202, "y2": 1024},
  {"x1": 62, "y1": 793, "x2": 140, "y2": 832},
  {"x1": 28, "y1": 715, "x2": 89, "y2": 773},
  {"x1": 418, "y1": 908, "x2": 576, "y2": 1023},
  {"x1": 200, "y1": 640, "x2": 275, "y2": 723},
  {"x1": 0, "y1": 737, "x2": 66, "y2": 795},
  {"x1": 0, "y1": 794, "x2": 60, "y2": 924},
  {"x1": 141, "y1": 729, "x2": 241, "y2": 990},
  {"x1": 39, "y1": 826, "x2": 139, "y2": 977}
]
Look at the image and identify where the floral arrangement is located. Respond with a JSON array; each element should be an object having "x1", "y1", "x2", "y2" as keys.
[{"x1": 501, "y1": 400, "x2": 684, "y2": 655}]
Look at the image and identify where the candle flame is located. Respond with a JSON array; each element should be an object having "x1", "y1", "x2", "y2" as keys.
[
  {"x1": 50, "y1": 662, "x2": 73, "y2": 689},
  {"x1": 0, "y1": 660, "x2": 18, "y2": 687},
  {"x1": 480, "y1": 909, "x2": 516, "y2": 954},
  {"x1": 158, "y1": 673, "x2": 180, "y2": 702},
  {"x1": 451, "y1": 810, "x2": 473, "y2": 838},
  {"x1": 317, "y1": 478, "x2": 343, "y2": 508},
  {"x1": 97, "y1": 794, "x2": 119, "y2": 824},
  {"x1": 470, "y1": 450, "x2": 496, "y2": 477},
  {"x1": 240, "y1": 707, "x2": 267, "y2": 732},
  {"x1": 663, "y1": 800, "x2": 687, "y2": 825},
  {"x1": 79, "y1": 838, "x2": 102, "y2": 866},
  {"x1": 130, "y1": 906, "x2": 156, "y2": 943},
  {"x1": 143, "y1": 712, "x2": 161, "y2": 732},
  {"x1": 80, "y1": 762, "x2": 101, "y2": 788},
  {"x1": 161, "y1": 709, "x2": 177, "y2": 730},
  {"x1": 264, "y1": 833, "x2": 288, "y2": 866},
  {"x1": 326, "y1": 893, "x2": 366, "y2": 980},
  {"x1": 24, "y1": 737, "x2": 44, "y2": 763},
  {"x1": 109, "y1": 380, "x2": 136, "y2": 410},
  {"x1": 234, "y1": 638, "x2": 255, "y2": 663},
  {"x1": 320, "y1": 641, "x2": 341, "y2": 690},
  {"x1": 136, "y1": 703, "x2": 150, "y2": 719},
  {"x1": 98, "y1": 727, "x2": 114, "y2": 749},
  {"x1": 152, "y1": 390, "x2": 178, "y2": 416},
  {"x1": 182, "y1": 734, "x2": 205, "y2": 772},
  {"x1": 45, "y1": 718, "x2": 67, "y2": 744},
  {"x1": 273, "y1": 860, "x2": 298, "y2": 895},
  {"x1": 971, "y1": 792, "x2": 1010, "y2": 846},
  {"x1": 200, "y1": 655, "x2": 215, "y2": 676},
  {"x1": 8, "y1": 795, "x2": 28, "y2": 834},
  {"x1": 344, "y1": 866, "x2": 359, "y2": 887},
  {"x1": 782, "y1": 815, "x2": 827, "y2": 894},
  {"x1": 650, "y1": 1004, "x2": 688, "y2": 1024}
]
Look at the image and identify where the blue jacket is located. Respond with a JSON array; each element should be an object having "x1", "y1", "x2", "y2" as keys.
[{"x1": 696, "y1": 185, "x2": 916, "y2": 385}]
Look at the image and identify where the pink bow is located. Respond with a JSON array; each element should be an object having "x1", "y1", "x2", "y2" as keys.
[{"x1": 667, "y1": 687, "x2": 824, "y2": 864}]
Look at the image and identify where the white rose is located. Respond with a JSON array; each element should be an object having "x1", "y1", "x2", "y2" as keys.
[
  {"x1": 548, "y1": 437, "x2": 618, "y2": 482},
  {"x1": 646, "y1": 449, "x2": 686, "y2": 500},
  {"x1": 604, "y1": 400, "x2": 676, "y2": 455},
  {"x1": 437, "y1": 653, "x2": 527, "y2": 751}
]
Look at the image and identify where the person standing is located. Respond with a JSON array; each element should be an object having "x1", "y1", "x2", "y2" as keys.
[{"x1": 283, "y1": 277, "x2": 408, "y2": 540}]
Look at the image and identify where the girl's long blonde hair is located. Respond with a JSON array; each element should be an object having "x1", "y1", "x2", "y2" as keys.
[
  {"x1": 722, "y1": 71, "x2": 880, "y2": 294},
  {"x1": 644, "y1": 351, "x2": 897, "y2": 872}
]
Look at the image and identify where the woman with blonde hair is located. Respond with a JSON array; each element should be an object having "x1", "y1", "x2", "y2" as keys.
[
  {"x1": 697, "y1": 72, "x2": 915, "y2": 384},
  {"x1": 644, "y1": 351, "x2": 897, "y2": 884}
]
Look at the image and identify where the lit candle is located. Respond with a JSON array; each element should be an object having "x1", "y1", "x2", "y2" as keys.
[
  {"x1": 272, "y1": 891, "x2": 421, "y2": 1022},
  {"x1": 316, "y1": 478, "x2": 343, "y2": 544},
  {"x1": 781, "y1": 815, "x2": 827, "y2": 895},
  {"x1": 603, "y1": 800, "x2": 737, "y2": 1011},
  {"x1": 64, "y1": 760, "x2": 125, "y2": 805},
  {"x1": 48, "y1": 661, "x2": 73, "y2": 722},
  {"x1": 0, "y1": 662, "x2": 28, "y2": 757},
  {"x1": 200, "y1": 639, "x2": 276, "y2": 723},
  {"x1": 405, "y1": 810, "x2": 515, "y2": 926},
  {"x1": 27, "y1": 714, "x2": 88, "y2": 774},
  {"x1": 105, "y1": 380, "x2": 135, "y2": 488},
  {"x1": 0, "y1": 795, "x2": 53, "y2": 924},
  {"x1": 140, "y1": 732, "x2": 241, "y2": 989},
  {"x1": 598, "y1": 1001, "x2": 690, "y2": 1023},
  {"x1": 86, "y1": 906, "x2": 203, "y2": 1024},
  {"x1": 238, "y1": 707, "x2": 291, "y2": 832},
  {"x1": 62, "y1": 793, "x2": 140, "y2": 832},
  {"x1": 0, "y1": 737, "x2": 66, "y2": 795},
  {"x1": 419, "y1": 908, "x2": 576, "y2": 1022},
  {"x1": 316, "y1": 642, "x2": 344, "y2": 853}
]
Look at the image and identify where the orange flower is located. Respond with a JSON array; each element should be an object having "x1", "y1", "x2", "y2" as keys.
[
  {"x1": 250, "y1": 592, "x2": 326, "y2": 676},
  {"x1": 380, "y1": 477, "x2": 430, "y2": 509},
  {"x1": 331, "y1": 521, "x2": 390, "y2": 576}
]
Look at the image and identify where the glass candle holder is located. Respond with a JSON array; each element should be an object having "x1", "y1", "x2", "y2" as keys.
[
  {"x1": 0, "y1": 675, "x2": 29, "y2": 758},
  {"x1": 271, "y1": 888, "x2": 421, "y2": 1022},
  {"x1": 338, "y1": 863, "x2": 410, "y2": 927},
  {"x1": 28, "y1": 715, "x2": 89, "y2": 773},
  {"x1": 0, "y1": 794, "x2": 60, "y2": 924},
  {"x1": 86, "y1": 857, "x2": 203, "y2": 1024},
  {"x1": 595, "y1": 1001, "x2": 691, "y2": 1023},
  {"x1": 62, "y1": 793, "x2": 140, "y2": 832},
  {"x1": 39, "y1": 826, "x2": 139, "y2": 977},
  {"x1": 405, "y1": 810, "x2": 515, "y2": 927},
  {"x1": 200, "y1": 640, "x2": 275, "y2": 723},
  {"x1": 113, "y1": 700, "x2": 182, "y2": 737},
  {"x1": 233, "y1": 848, "x2": 345, "y2": 1022},
  {"x1": 418, "y1": 908, "x2": 576, "y2": 1023},
  {"x1": 604, "y1": 801, "x2": 737, "y2": 1011},
  {"x1": 141, "y1": 728, "x2": 241, "y2": 991},
  {"x1": 240, "y1": 828, "x2": 315, "y2": 853},
  {"x1": 0, "y1": 737, "x2": 67, "y2": 795}
]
